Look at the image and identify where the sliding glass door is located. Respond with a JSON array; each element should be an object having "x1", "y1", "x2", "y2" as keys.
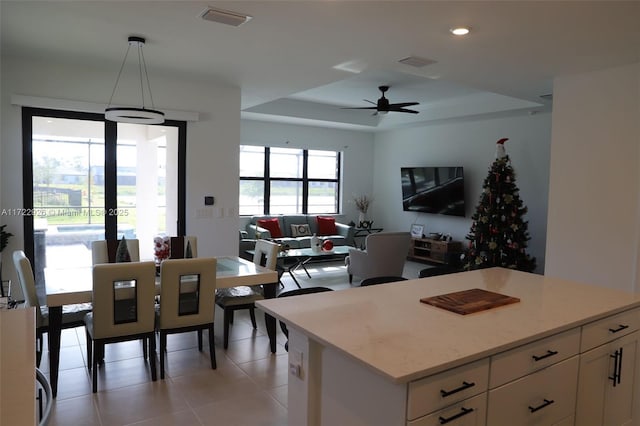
[{"x1": 22, "y1": 108, "x2": 185, "y2": 283}]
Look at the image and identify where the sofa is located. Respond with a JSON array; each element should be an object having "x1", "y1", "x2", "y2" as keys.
[{"x1": 244, "y1": 214, "x2": 355, "y2": 249}]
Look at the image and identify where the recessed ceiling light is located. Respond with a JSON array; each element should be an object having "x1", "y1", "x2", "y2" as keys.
[{"x1": 450, "y1": 27, "x2": 470, "y2": 36}]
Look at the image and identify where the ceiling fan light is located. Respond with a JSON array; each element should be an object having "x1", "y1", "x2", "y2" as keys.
[{"x1": 450, "y1": 27, "x2": 470, "y2": 36}]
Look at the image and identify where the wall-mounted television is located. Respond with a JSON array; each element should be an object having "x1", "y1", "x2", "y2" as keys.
[{"x1": 401, "y1": 166, "x2": 465, "y2": 217}]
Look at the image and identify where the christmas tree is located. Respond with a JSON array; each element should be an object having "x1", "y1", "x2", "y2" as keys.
[{"x1": 463, "y1": 138, "x2": 536, "y2": 272}]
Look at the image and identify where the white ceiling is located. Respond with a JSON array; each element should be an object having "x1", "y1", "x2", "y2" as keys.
[{"x1": 2, "y1": 1, "x2": 639, "y2": 131}]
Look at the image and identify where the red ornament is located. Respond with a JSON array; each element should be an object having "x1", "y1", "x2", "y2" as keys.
[{"x1": 322, "y1": 239, "x2": 334, "y2": 251}]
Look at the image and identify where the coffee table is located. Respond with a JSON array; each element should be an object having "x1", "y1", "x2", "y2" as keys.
[{"x1": 248, "y1": 245, "x2": 351, "y2": 288}]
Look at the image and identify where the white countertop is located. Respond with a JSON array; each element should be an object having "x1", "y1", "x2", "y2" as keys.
[{"x1": 257, "y1": 267, "x2": 640, "y2": 383}]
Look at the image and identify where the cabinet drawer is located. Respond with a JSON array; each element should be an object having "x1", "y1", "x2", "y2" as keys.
[
  {"x1": 581, "y1": 307, "x2": 640, "y2": 352},
  {"x1": 430, "y1": 243, "x2": 447, "y2": 252},
  {"x1": 408, "y1": 393, "x2": 487, "y2": 426},
  {"x1": 487, "y1": 356, "x2": 579, "y2": 426},
  {"x1": 490, "y1": 328, "x2": 580, "y2": 388},
  {"x1": 407, "y1": 358, "x2": 489, "y2": 420}
]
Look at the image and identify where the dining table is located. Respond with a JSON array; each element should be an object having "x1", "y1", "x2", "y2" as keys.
[{"x1": 45, "y1": 256, "x2": 279, "y2": 398}]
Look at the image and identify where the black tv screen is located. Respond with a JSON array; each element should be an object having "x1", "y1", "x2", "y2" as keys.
[{"x1": 401, "y1": 166, "x2": 465, "y2": 217}]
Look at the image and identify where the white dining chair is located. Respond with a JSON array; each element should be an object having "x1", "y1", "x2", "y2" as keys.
[
  {"x1": 156, "y1": 257, "x2": 217, "y2": 379},
  {"x1": 13, "y1": 250, "x2": 91, "y2": 367},
  {"x1": 91, "y1": 238, "x2": 140, "y2": 264},
  {"x1": 169, "y1": 236, "x2": 198, "y2": 258},
  {"x1": 84, "y1": 261, "x2": 157, "y2": 392},
  {"x1": 215, "y1": 239, "x2": 280, "y2": 348}
]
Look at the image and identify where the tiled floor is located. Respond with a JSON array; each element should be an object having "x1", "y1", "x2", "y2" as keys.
[{"x1": 41, "y1": 260, "x2": 425, "y2": 426}]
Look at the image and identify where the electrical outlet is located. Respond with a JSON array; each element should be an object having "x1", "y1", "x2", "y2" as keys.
[{"x1": 289, "y1": 350, "x2": 303, "y2": 379}]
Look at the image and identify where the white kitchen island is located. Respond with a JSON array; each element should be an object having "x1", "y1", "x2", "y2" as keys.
[{"x1": 256, "y1": 267, "x2": 640, "y2": 426}]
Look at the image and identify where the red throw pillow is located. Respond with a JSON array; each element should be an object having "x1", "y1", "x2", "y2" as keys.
[
  {"x1": 257, "y1": 218, "x2": 282, "y2": 238},
  {"x1": 316, "y1": 216, "x2": 336, "y2": 236}
]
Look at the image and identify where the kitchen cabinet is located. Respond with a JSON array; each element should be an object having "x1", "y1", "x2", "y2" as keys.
[
  {"x1": 257, "y1": 268, "x2": 640, "y2": 426},
  {"x1": 576, "y1": 307, "x2": 640, "y2": 426}
]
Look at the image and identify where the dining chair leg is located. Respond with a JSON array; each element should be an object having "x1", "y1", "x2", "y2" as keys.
[
  {"x1": 86, "y1": 331, "x2": 93, "y2": 371},
  {"x1": 149, "y1": 334, "x2": 157, "y2": 382},
  {"x1": 92, "y1": 340, "x2": 99, "y2": 393},
  {"x1": 249, "y1": 307, "x2": 257, "y2": 329},
  {"x1": 95, "y1": 342, "x2": 104, "y2": 365},
  {"x1": 223, "y1": 309, "x2": 231, "y2": 349},
  {"x1": 143, "y1": 338, "x2": 148, "y2": 360},
  {"x1": 160, "y1": 331, "x2": 167, "y2": 379},
  {"x1": 208, "y1": 325, "x2": 216, "y2": 370},
  {"x1": 229, "y1": 310, "x2": 234, "y2": 324},
  {"x1": 349, "y1": 274, "x2": 353, "y2": 284},
  {"x1": 197, "y1": 329, "x2": 203, "y2": 351}
]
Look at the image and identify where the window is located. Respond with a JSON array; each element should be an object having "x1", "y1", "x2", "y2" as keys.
[
  {"x1": 239, "y1": 146, "x2": 341, "y2": 215},
  {"x1": 22, "y1": 107, "x2": 186, "y2": 273}
]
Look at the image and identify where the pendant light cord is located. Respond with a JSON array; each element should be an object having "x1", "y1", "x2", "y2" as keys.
[
  {"x1": 139, "y1": 48, "x2": 156, "y2": 110},
  {"x1": 107, "y1": 40, "x2": 156, "y2": 110},
  {"x1": 137, "y1": 44, "x2": 145, "y2": 109},
  {"x1": 107, "y1": 44, "x2": 132, "y2": 109}
]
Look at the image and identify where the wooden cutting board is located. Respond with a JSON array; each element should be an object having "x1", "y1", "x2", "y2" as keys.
[{"x1": 420, "y1": 288, "x2": 520, "y2": 315}]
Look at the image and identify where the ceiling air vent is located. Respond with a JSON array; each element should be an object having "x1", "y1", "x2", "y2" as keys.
[
  {"x1": 398, "y1": 56, "x2": 437, "y2": 68},
  {"x1": 200, "y1": 7, "x2": 252, "y2": 27}
]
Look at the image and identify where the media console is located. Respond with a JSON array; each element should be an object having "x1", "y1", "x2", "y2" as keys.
[{"x1": 408, "y1": 237, "x2": 462, "y2": 265}]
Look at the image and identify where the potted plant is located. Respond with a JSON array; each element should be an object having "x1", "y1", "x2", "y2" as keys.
[{"x1": 352, "y1": 194, "x2": 372, "y2": 227}]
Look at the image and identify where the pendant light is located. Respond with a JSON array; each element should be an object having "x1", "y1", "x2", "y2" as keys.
[{"x1": 105, "y1": 36, "x2": 165, "y2": 124}]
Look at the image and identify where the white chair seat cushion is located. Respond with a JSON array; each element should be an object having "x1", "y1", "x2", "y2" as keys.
[{"x1": 215, "y1": 286, "x2": 264, "y2": 306}]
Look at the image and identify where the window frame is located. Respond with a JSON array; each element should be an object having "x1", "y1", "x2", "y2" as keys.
[
  {"x1": 239, "y1": 146, "x2": 341, "y2": 215},
  {"x1": 21, "y1": 107, "x2": 187, "y2": 262}
]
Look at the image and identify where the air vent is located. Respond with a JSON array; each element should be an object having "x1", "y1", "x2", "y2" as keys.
[
  {"x1": 398, "y1": 56, "x2": 437, "y2": 68},
  {"x1": 200, "y1": 7, "x2": 252, "y2": 27}
]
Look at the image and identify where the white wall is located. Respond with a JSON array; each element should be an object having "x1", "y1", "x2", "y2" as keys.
[
  {"x1": 545, "y1": 63, "x2": 640, "y2": 292},
  {"x1": 1, "y1": 55, "x2": 240, "y2": 286},
  {"x1": 240, "y1": 120, "x2": 375, "y2": 226},
  {"x1": 372, "y1": 113, "x2": 552, "y2": 273}
]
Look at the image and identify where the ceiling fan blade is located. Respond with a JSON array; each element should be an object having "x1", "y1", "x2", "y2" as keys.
[
  {"x1": 391, "y1": 107, "x2": 420, "y2": 114},
  {"x1": 364, "y1": 99, "x2": 376, "y2": 105},
  {"x1": 341, "y1": 106, "x2": 378, "y2": 110},
  {"x1": 389, "y1": 102, "x2": 419, "y2": 108}
]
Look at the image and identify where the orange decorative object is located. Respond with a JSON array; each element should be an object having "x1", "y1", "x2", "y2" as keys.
[{"x1": 322, "y1": 239, "x2": 334, "y2": 251}]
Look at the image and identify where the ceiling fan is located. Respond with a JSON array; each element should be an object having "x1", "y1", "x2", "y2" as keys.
[{"x1": 343, "y1": 85, "x2": 419, "y2": 115}]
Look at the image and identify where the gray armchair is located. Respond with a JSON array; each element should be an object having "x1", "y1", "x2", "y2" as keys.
[{"x1": 345, "y1": 232, "x2": 411, "y2": 284}]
